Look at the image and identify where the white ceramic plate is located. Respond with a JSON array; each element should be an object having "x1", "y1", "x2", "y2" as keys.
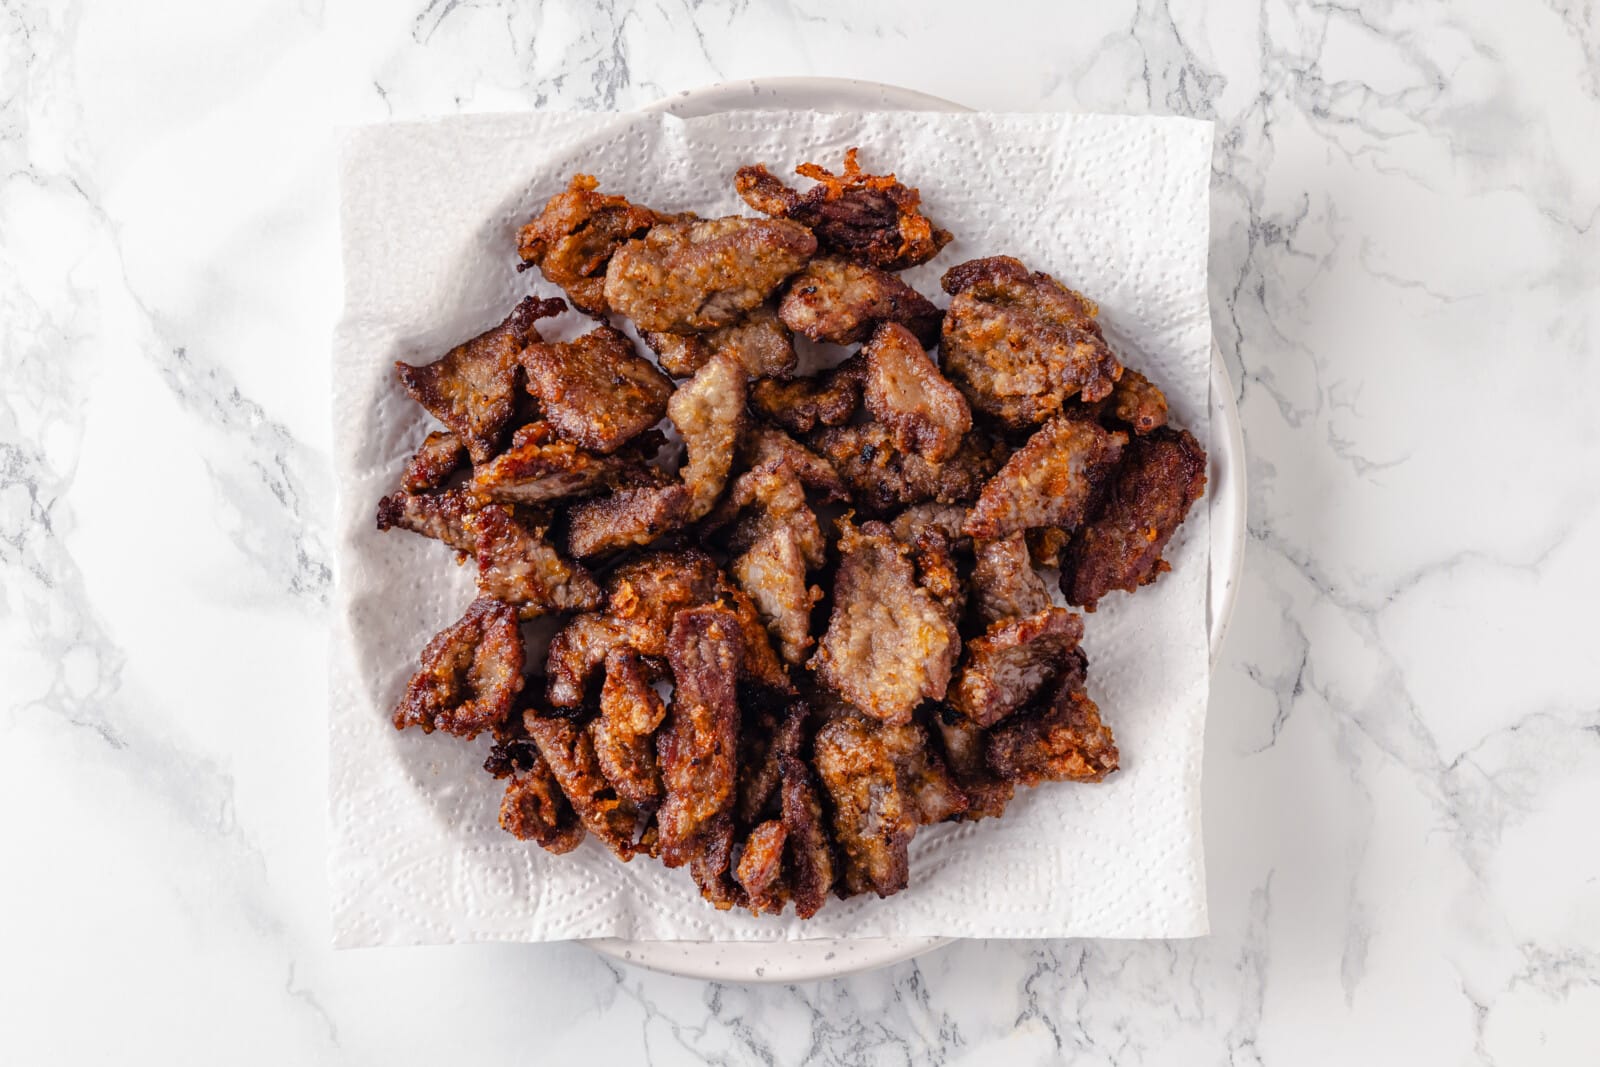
[{"x1": 582, "y1": 78, "x2": 1248, "y2": 983}]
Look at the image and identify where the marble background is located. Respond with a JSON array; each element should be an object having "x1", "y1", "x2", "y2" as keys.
[{"x1": 2, "y1": 1, "x2": 1596, "y2": 1063}]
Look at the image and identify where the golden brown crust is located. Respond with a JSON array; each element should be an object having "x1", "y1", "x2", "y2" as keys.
[
  {"x1": 519, "y1": 325, "x2": 673, "y2": 454},
  {"x1": 604, "y1": 217, "x2": 817, "y2": 333},
  {"x1": 778, "y1": 257, "x2": 942, "y2": 346},
  {"x1": 499, "y1": 746, "x2": 587, "y2": 854},
  {"x1": 375, "y1": 488, "x2": 476, "y2": 553},
  {"x1": 862, "y1": 322, "x2": 972, "y2": 463},
  {"x1": 564, "y1": 482, "x2": 691, "y2": 559},
  {"x1": 1062, "y1": 427, "x2": 1207, "y2": 610},
  {"x1": 1103, "y1": 367, "x2": 1169, "y2": 435},
  {"x1": 964, "y1": 417, "x2": 1127, "y2": 541},
  {"x1": 517, "y1": 174, "x2": 660, "y2": 315},
  {"x1": 402, "y1": 431, "x2": 469, "y2": 492},
  {"x1": 643, "y1": 304, "x2": 797, "y2": 380},
  {"x1": 656, "y1": 607, "x2": 744, "y2": 867},
  {"x1": 810, "y1": 423, "x2": 1005, "y2": 514},
  {"x1": 985, "y1": 673, "x2": 1119, "y2": 785},
  {"x1": 949, "y1": 608, "x2": 1084, "y2": 727},
  {"x1": 395, "y1": 297, "x2": 565, "y2": 462},
  {"x1": 970, "y1": 532, "x2": 1051, "y2": 626},
  {"x1": 812, "y1": 518, "x2": 960, "y2": 725},
  {"x1": 735, "y1": 819, "x2": 789, "y2": 915},
  {"x1": 469, "y1": 504, "x2": 602, "y2": 616},
  {"x1": 748, "y1": 354, "x2": 865, "y2": 436},
  {"x1": 525, "y1": 710, "x2": 647, "y2": 859},
  {"x1": 592, "y1": 649, "x2": 667, "y2": 808},
  {"x1": 667, "y1": 353, "x2": 747, "y2": 521},
  {"x1": 470, "y1": 422, "x2": 637, "y2": 506},
  {"x1": 940, "y1": 256, "x2": 1123, "y2": 429},
  {"x1": 735, "y1": 149, "x2": 952, "y2": 271},
  {"x1": 393, "y1": 597, "x2": 524, "y2": 738}
]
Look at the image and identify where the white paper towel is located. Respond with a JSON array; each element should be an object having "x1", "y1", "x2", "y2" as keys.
[{"x1": 330, "y1": 110, "x2": 1214, "y2": 945}]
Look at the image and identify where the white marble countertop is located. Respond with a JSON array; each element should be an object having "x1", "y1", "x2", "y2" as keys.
[{"x1": 3, "y1": 1, "x2": 1597, "y2": 1063}]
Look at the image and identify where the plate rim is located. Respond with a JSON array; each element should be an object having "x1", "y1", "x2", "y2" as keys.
[{"x1": 582, "y1": 77, "x2": 1247, "y2": 984}]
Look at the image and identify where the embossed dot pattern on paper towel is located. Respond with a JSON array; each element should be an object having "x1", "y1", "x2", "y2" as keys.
[{"x1": 330, "y1": 111, "x2": 1214, "y2": 944}]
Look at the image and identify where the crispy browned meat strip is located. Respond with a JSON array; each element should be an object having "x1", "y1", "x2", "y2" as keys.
[
  {"x1": 545, "y1": 549, "x2": 787, "y2": 707},
  {"x1": 1026, "y1": 526, "x2": 1071, "y2": 569},
  {"x1": 393, "y1": 597, "x2": 523, "y2": 738},
  {"x1": 470, "y1": 422, "x2": 637, "y2": 506},
  {"x1": 970, "y1": 532, "x2": 1051, "y2": 625},
  {"x1": 863, "y1": 322, "x2": 972, "y2": 463},
  {"x1": 949, "y1": 607, "x2": 1084, "y2": 727},
  {"x1": 940, "y1": 256, "x2": 1122, "y2": 429},
  {"x1": 813, "y1": 714, "x2": 962, "y2": 897},
  {"x1": 376, "y1": 488, "x2": 476, "y2": 553},
  {"x1": 931, "y1": 712, "x2": 1014, "y2": 821},
  {"x1": 748, "y1": 354, "x2": 865, "y2": 436},
  {"x1": 721, "y1": 462, "x2": 826, "y2": 665},
  {"x1": 738, "y1": 426, "x2": 849, "y2": 501},
  {"x1": 402, "y1": 431, "x2": 468, "y2": 492},
  {"x1": 810, "y1": 423, "x2": 1006, "y2": 514},
  {"x1": 564, "y1": 482, "x2": 691, "y2": 558},
  {"x1": 499, "y1": 745, "x2": 586, "y2": 854},
  {"x1": 813, "y1": 517, "x2": 960, "y2": 725},
  {"x1": 519, "y1": 325, "x2": 673, "y2": 454},
  {"x1": 687, "y1": 813, "x2": 740, "y2": 908},
  {"x1": 964, "y1": 417, "x2": 1127, "y2": 541},
  {"x1": 1062, "y1": 427, "x2": 1207, "y2": 610},
  {"x1": 604, "y1": 217, "x2": 816, "y2": 332},
  {"x1": 525, "y1": 711, "x2": 645, "y2": 859},
  {"x1": 667, "y1": 353, "x2": 746, "y2": 521},
  {"x1": 779, "y1": 752, "x2": 835, "y2": 917},
  {"x1": 1102, "y1": 367, "x2": 1169, "y2": 435},
  {"x1": 469, "y1": 504, "x2": 602, "y2": 616},
  {"x1": 778, "y1": 257, "x2": 942, "y2": 347},
  {"x1": 887, "y1": 503, "x2": 971, "y2": 550},
  {"x1": 657, "y1": 607, "x2": 744, "y2": 867},
  {"x1": 395, "y1": 297, "x2": 565, "y2": 462},
  {"x1": 517, "y1": 175, "x2": 660, "y2": 315},
  {"x1": 986, "y1": 671, "x2": 1118, "y2": 785},
  {"x1": 736, "y1": 819, "x2": 789, "y2": 915},
  {"x1": 643, "y1": 304, "x2": 797, "y2": 380},
  {"x1": 734, "y1": 149, "x2": 952, "y2": 271},
  {"x1": 592, "y1": 649, "x2": 666, "y2": 808}
]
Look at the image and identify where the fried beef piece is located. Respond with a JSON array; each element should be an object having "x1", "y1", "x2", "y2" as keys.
[
  {"x1": 564, "y1": 482, "x2": 692, "y2": 558},
  {"x1": 778, "y1": 257, "x2": 942, "y2": 347},
  {"x1": 603, "y1": 216, "x2": 817, "y2": 333},
  {"x1": 735, "y1": 697, "x2": 790, "y2": 825},
  {"x1": 688, "y1": 813, "x2": 741, "y2": 908},
  {"x1": 656, "y1": 607, "x2": 744, "y2": 867},
  {"x1": 964, "y1": 417, "x2": 1127, "y2": 541},
  {"x1": 780, "y1": 752, "x2": 835, "y2": 917},
  {"x1": 888, "y1": 503, "x2": 971, "y2": 550},
  {"x1": 667, "y1": 353, "x2": 747, "y2": 521},
  {"x1": 376, "y1": 488, "x2": 476, "y2": 553},
  {"x1": 499, "y1": 746, "x2": 586, "y2": 854},
  {"x1": 1062, "y1": 427, "x2": 1207, "y2": 610},
  {"x1": 1102, "y1": 367, "x2": 1169, "y2": 435},
  {"x1": 736, "y1": 819, "x2": 789, "y2": 915},
  {"x1": 395, "y1": 297, "x2": 565, "y2": 462},
  {"x1": 970, "y1": 532, "x2": 1051, "y2": 625},
  {"x1": 470, "y1": 422, "x2": 637, "y2": 506},
  {"x1": 545, "y1": 550, "x2": 786, "y2": 706},
  {"x1": 393, "y1": 597, "x2": 523, "y2": 738},
  {"x1": 721, "y1": 462, "x2": 827, "y2": 665},
  {"x1": 517, "y1": 174, "x2": 660, "y2": 315},
  {"x1": 812, "y1": 517, "x2": 960, "y2": 725},
  {"x1": 643, "y1": 304, "x2": 797, "y2": 380},
  {"x1": 1026, "y1": 526, "x2": 1071, "y2": 569},
  {"x1": 592, "y1": 648, "x2": 666, "y2": 808},
  {"x1": 525, "y1": 711, "x2": 645, "y2": 859},
  {"x1": 931, "y1": 712, "x2": 1014, "y2": 821},
  {"x1": 986, "y1": 670, "x2": 1118, "y2": 785},
  {"x1": 402, "y1": 431, "x2": 468, "y2": 492},
  {"x1": 940, "y1": 256, "x2": 1122, "y2": 429},
  {"x1": 739, "y1": 426, "x2": 849, "y2": 502},
  {"x1": 519, "y1": 325, "x2": 673, "y2": 454},
  {"x1": 469, "y1": 504, "x2": 602, "y2": 616},
  {"x1": 862, "y1": 322, "x2": 972, "y2": 463},
  {"x1": 811, "y1": 423, "x2": 1006, "y2": 514},
  {"x1": 734, "y1": 148, "x2": 952, "y2": 271},
  {"x1": 813, "y1": 715, "x2": 962, "y2": 897},
  {"x1": 748, "y1": 354, "x2": 865, "y2": 435},
  {"x1": 949, "y1": 607, "x2": 1084, "y2": 727}
]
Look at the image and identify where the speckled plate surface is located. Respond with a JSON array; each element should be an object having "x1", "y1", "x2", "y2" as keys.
[{"x1": 581, "y1": 78, "x2": 1247, "y2": 983}]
